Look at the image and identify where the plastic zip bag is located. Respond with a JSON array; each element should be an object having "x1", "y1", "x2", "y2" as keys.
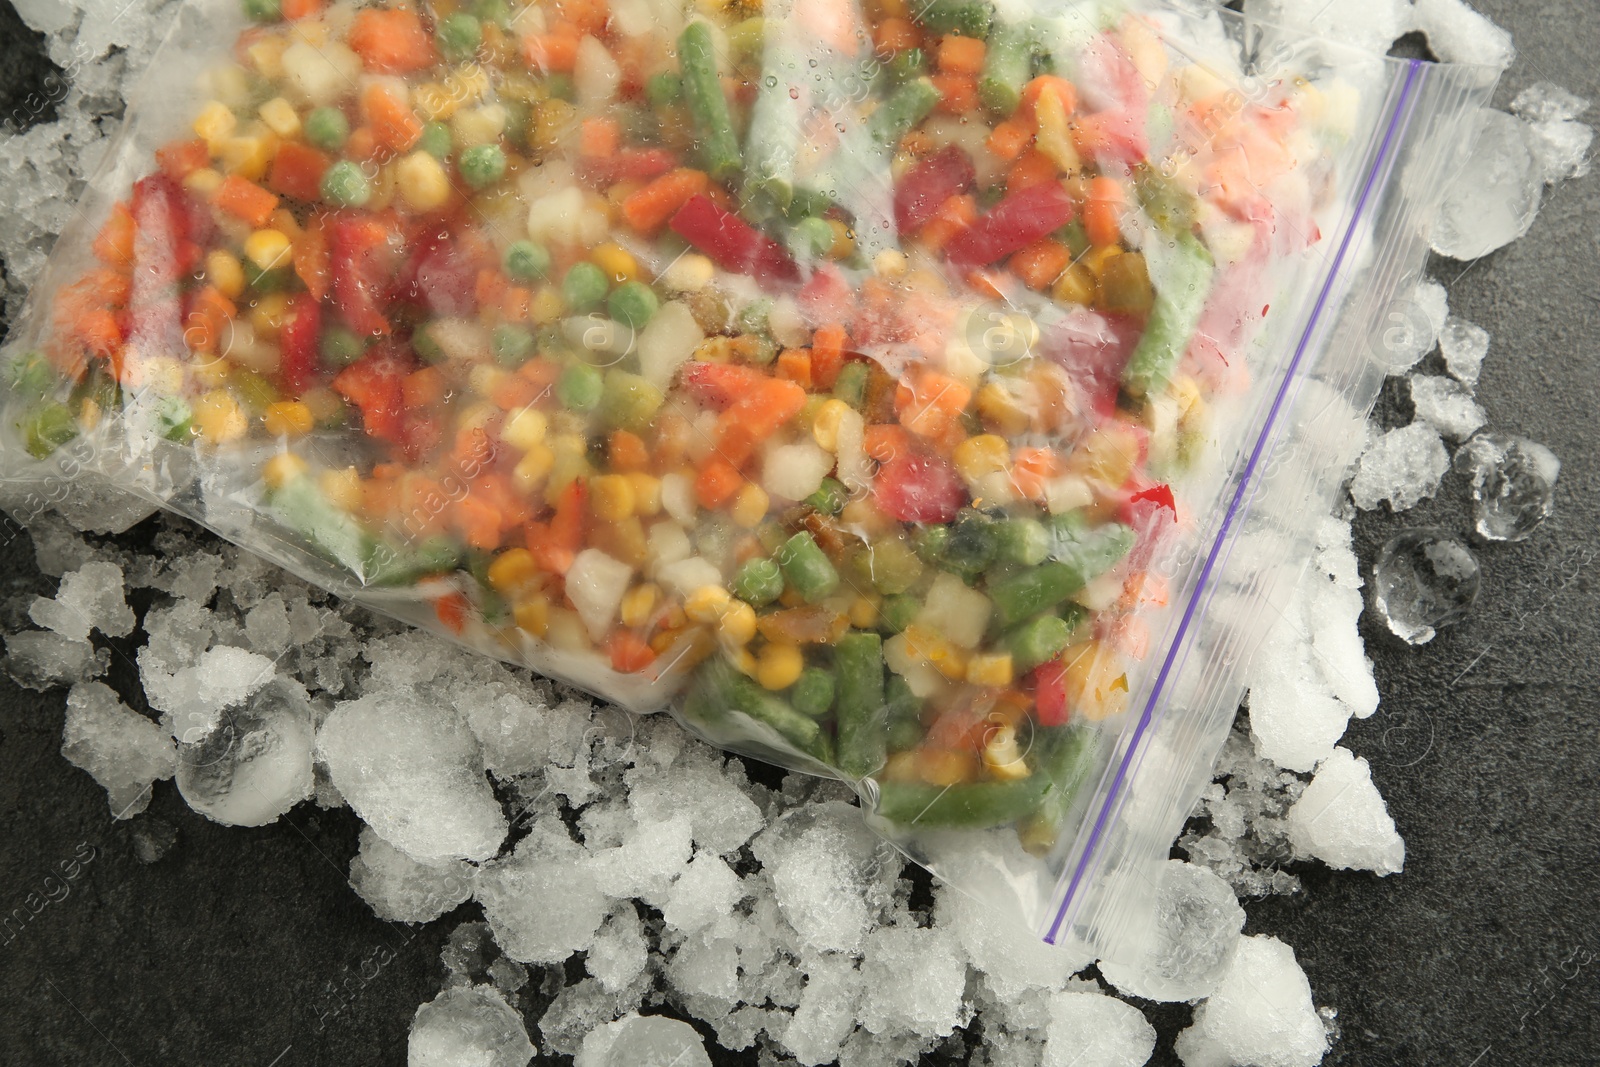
[{"x1": 0, "y1": 0, "x2": 1487, "y2": 951}]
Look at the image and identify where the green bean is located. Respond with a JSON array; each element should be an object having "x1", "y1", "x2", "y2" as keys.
[
  {"x1": 835, "y1": 633, "x2": 887, "y2": 779},
  {"x1": 1122, "y1": 231, "x2": 1213, "y2": 399},
  {"x1": 1005, "y1": 614, "x2": 1073, "y2": 673},
  {"x1": 996, "y1": 517, "x2": 1050, "y2": 566},
  {"x1": 678, "y1": 21, "x2": 743, "y2": 182},
  {"x1": 884, "y1": 673, "x2": 923, "y2": 750},
  {"x1": 732, "y1": 557, "x2": 784, "y2": 606},
  {"x1": 988, "y1": 522, "x2": 1135, "y2": 628},
  {"x1": 867, "y1": 76, "x2": 942, "y2": 152},
  {"x1": 875, "y1": 726, "x2": 1095, "y2": 830},
  {"x1": 912, "y1": 0, "x2": 994, "y2": 39},
  {"x1": 744, "y1": 44, "x2": 805, "y2": 208},
  {"x1": 978, "y1": 19, "x2": 1034, "y2": 116},
  {"x1": 778, "y1": 531, "x2": 840, "y2": 603},
  {"x1": 700, "y1": 659, "x2": 833, "y2": 764}
]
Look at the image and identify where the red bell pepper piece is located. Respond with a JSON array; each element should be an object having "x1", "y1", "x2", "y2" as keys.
[
  {"x1": 945, "y1": 182, "x2": 1076, "y2": 270},
  {"x1": 1032, "y1": 660, "x2": 1070, "y2": 726},
  {"x1": 679, "y1": 362, "x2": 769, "y2": 409},
  {"x1": 391, "y1": 225, "x2": 479, "y2": 317},
  {"x1": 576, "y1": 148, "x2": 678, "y2": 188},
  {"x1": 127, "y1": 174, "x2": 188, "y2": 355},
  {"x1": 332, "y1": 345, "x2": 410, "y2": 443},
  {"x1": 1127, "y1": 483, "x2": 1175, "y2": 519},
  {"x1": 278, "y1": 293, "x2": 321, "y2": 394},
  {"x1": 331, "y1": 215, "x2": 395, "y2": 337},
  {"x1": 668, "y1": 195, "x2": 800, "y2": 286},
  {"x1": 874, "y1": 450, "x2": 965, "y2": 524},
  {"x1": 894, "y1": 146, "x2": 976, "y2": 234},
  {"x1": 268, "y1": 141, "x2": 333, "y2": 203}
]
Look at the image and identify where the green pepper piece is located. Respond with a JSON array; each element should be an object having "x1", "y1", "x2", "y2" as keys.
[
  {"x1": 678, "y1": 21, "x2": 743, "y2": 182},
  {"x1": 835, "y1": 632, "x2": 887, "y2": 779},
  {"x1": 777, "y1": 531, "x2": 840, "y2": 603}
]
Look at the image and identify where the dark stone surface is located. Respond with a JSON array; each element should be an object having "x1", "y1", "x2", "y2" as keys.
[{"x1": 1, "y1": 1, "x2": 1597, "y2": 1065}]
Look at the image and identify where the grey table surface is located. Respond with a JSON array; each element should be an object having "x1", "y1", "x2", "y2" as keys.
[{"x1": 0, "y1": 1, "x2": 1596, "y2": 1064}]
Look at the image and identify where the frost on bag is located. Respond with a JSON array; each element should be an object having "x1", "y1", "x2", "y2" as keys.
[{"x1": 0, "y1": 0, "x2": 1485, "y2": 948}]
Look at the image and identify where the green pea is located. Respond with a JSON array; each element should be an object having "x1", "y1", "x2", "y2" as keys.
[
  {"x1": 418, "y1": 121, "x2": 453, "y2": 160},
  {"x1": 557, "y1": 363, "x2": 604, "y2": 412},
  {"x1": 320, "y1": 326, "x2": 366, "y2": 367},
  {"x1": 412, "y1": 324, "x2": 446, "y2": 364},
  {"x1": 645, "y1": 71, "x2": 683, "y2": 106},
  {"x1": 562, "y1": 262, "x2": 610, "y2": 314},
  {"x1": 493, "y1": 324, "x2": 536, "y2": 366},
  {"x1": 304, "y1": 107, "x2": 349, "y2": 151},
  {"x1": 732, "y1": 558, "x2": 784, "y2": 606},
  {"x1": 790, "y1": 669, "x2": 836, "y2": 718},
  {"x1": 790, "y1": 216, "x2": 835, "y2": 259},
  {"x1": 880, "y1": 595, "x2": 920, "y2": 634},
  {"x1": 504, "y1": 240, "x2": 552, "y2": 281},
  {"x1": 436, "y1": 12, "x2": 482, "y2": 60},
  {"x1": 320, "y1": 160, "x2": 371, "y2": 208},
  {"x1": 241, "y1": 0, "x2": 280, "y2": 21},
  {"x1": 474, "y1": 0, "x2": 511, "y2": 27},
  {"x1": 607, "y1": 281, "x2": 659, "y2": 330},
  {"x1": 458, "y1": 143, "x2": 506, "y2": 189}
]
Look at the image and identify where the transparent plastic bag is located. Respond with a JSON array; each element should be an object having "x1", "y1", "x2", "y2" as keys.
[{"x1": 0, "y1": 0, "x2": 1488, "y2": 951}]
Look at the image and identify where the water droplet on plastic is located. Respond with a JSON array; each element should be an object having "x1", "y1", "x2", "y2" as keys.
[
  {"x1": 835, "y1": 122, "x2": 846, "y2": 133},
  {"x1": 1454, "y1": 432, "x2": 1560, "y2": 542},
  {"x1": 1372, "y1": 529, "x2": 1479, "y2": 645},
  {"x1": 764, "y1": 75, "x2": 778, "y2": 88},
  {"x1": 789, "y1": 87, "x2": 799, "y2": 99},
  {"x1": 808, "y1": 58, "x2": 819, "y2": 68}
]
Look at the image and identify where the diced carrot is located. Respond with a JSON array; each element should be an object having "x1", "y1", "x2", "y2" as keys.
[
  {"x1": 346, "y1": 126, "x2": 380, "y2": 163},
  {"x1": 185, "y1": 285, "x2": 237, "y2": 354},
  {"x1": 74, "y1": 308, "x2": 122, "y2": 357},
  {"x1": 897, "y1": 370, "x2": 972, "y2": 437},
  {"x1": 694, "y1": 457, "x2": 744, "y2": 510},
  {"x1": 293, "y1": 219, "x2": 330, "y2": 301},
  {"x1": 985, "y1": 117, "x2": 1033, "y2": 162},
  {"x1": 1009, "y1": 446, "x2": 1060, "y2": 499},
  {"x1": 714, "y1": 378, "x2": 806, "y2": 465},
  {"x1": 918, "y1": 193, "x2": 978, "y2": 253},
  {"x1": 810, "y1": 323, "x2": 848, "y2": 390},
  {"x1": 872, "y1": 16, "x2": 921, "y2": 53},
  {"x1": 348, "y1": 8, "x2": 439, "y2": 73},
  {"x1": 621, "y1": 168, "x2": 708, "y2": 233},
  {"x1": 454, "y1": 494, "x2": 504, "y2": 551},
  {"x1": 214, "y1": 175, "x2": 280, "y2": 228},
  {"x1": 1083, "y1": 175, "x2": 1126, "y2": 248},
  {"x1": 403, "y1": 366, "x2": 446, "y2": 409},
  {"x1": 931, "y1": 72, "x2": 978, "y2": 114},
  {"x1": 155, "y1": 139, "x2": 210, "y2": 181},
  {"x1": 936, "y1": 35, "x2": 987, "y2": 76},
  {"x1": 579, "y1": 116, "x2": 622, "y2": 158},
  {"x1": 1019, "y1": 75, "x2": 1078, "y2": 120},
  {"x1": 1006, "y1": 148, "x2": 1058, "y2": 193},
  {"x1": 1009, "y1": 239, "x2": 1072, "y2": 291},
  {"x1": 607, "y1": 630, "x2": 656, "y2": 673},
  {"x1": 281, "y1": 0, "x2": 323, "y2": 19},
  {"x1": 268, "y1": 141, "x2": 332, "y2": 203},
  {"x1": 491, "y1": 373, "x2": 540, "y2": 411},
  {"x1": 609, "y1": 430, "x2": 649, "y2": 473},
  {"x1": 475, "y1": 269, "x2": 509, "y2": 314},
  {"x1": 776, "y1": 349, "x2": 813, "y2": 389},
  {"x1": 553, "y1": 0, "x2": 609, "y2": 36},
  {"x1": 864, "y1": 423, "x2": 911, "y2": 462},
  {"x1": 92, "y1": 204, "x2": 136, "y2": 267},
  {"x1": 523, "y1": 27, "x2": 581, "y2": 73},
  {"x1": 434, "y1": 592, "x2": 471, "y2": 633},
  {"x1": 362, "y1": 81, "x2": 423, "y2": 153},
  {"x1": 517, "y1": 358, "x2": 562, "y2": 393}
]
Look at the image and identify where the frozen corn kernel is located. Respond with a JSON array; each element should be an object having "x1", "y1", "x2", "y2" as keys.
[
  {"x1": 205, "y1": 250, "x2": 246, "y2": 300},
  {"x1": 194, "y1": 390, "x2": 248, "y2": 444},
  {"x1": 193, "y1": 101, "x2": 237, "y2": 145},
  {"x1": 590, "y1": 474, "x2": 637, "y2": 521},
  {"x1": 319, "y1": 467, "x2": 362, "y2": 512},
  {"x1": 620, "y1": 583, "x2": 660, "y2": 629},
  {"x1": 451, "y1": 103, "x2": 508, "y2": 147},
  {"x1": 954, "y1": 434, "x2": 1010, "y2": 482},
  {"x1": 591, "y1": 242, "x2": 638, "y2": 284},
  {"x1": 396, "y1": 151, "x2": 452, "y2": 212},
  {"x1": 756, "y1": 642, "x2": 805, "y2": 691},
  {"x1": 965, "y1": 652, "x2": 1014, "y2": 688},
  {"x1": 218, "y1": 130, "x2": 276, "y2": 179},
  {"x1": 661, "y1": 252, "x2": 714, "y2": 292},
  {"x1": 257, "y1": 96, "x2": 301, "y2": 138},
  {"x1": 513, "y1": 596, "x2": 550, "y2": 637},
  {"x1": 873, "y1": 249, "x2": 909, "y2": 279},
  {"x1": 684, "y1": 585, "x2": 732, "y2": 624},
  {"x1": 261, "y1": 452, "x2": 308, "y2": 489},
  {"x1": 487, "y1": 548, "x2": 539, "y2": 594},
  {"x1": 810, "y1": 398, "x2": 851, "y2": 452},
  {"x1": 263, "y1": 400, "x2": 313, "y2": 437},
  {"x1": 414, "y1": 82, "x2": 458, "y2": 122},
  {"x1": 244, "y1": 229, "x2": 293, "y2": 271},
  {"x1": 849, "y1": 596, "x2": 879, "y2": 629},
  {"x1": 730, "y1": 482, "x2": 769, "y2": 529},
  {"x1": 500, "y1": 408, "x2": 548, "y2": 450},
  {"x1": 716, "y1": 600, "x2": 758, "y2": 647},
  {"x1": 513, "y1": 443, "x2": 555, "y2": 492},
  {"x1": 1052, "y1": 263, "x2": 1095, "y2": 306},
  {"x1": 184, "y1": 167, "x2": 225, "y2": 196},
  {"x1": 626, "y1": 472, "x2": 662, "y2": 517}
]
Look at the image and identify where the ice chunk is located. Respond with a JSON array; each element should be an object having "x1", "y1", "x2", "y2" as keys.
[
  {"x1": 1099, "y1": 861, "x2": 1245, "y2": 1002},
  {"x1": 751, "y1": 802, "x2": 890, "y2": 955},
  {"x1": 408, "y1": 984, "x2": 535, "y2": 1067},
  {"x1": 1308, "y1": 518, "x2": 1379, "y2": 719},
  {"x1": 1432, "y1": 109, "x2": 1541, "y2": 260},
  {"x1": 1246, "y1": 586, "x2": 1355, "y2": 772},
  {"x1": 1512, "y1": 82, "x2": 1591, "y2": 125},
  {"x1": 1179, "y1": 727, "x2": 1305, "y2": 898},
  {"x1": 541, "y1": 979, "x2": 647, "y2": 1057},
  {"x1": 856, "y1": 925, "x2": 968, "y2": 1038},
  {"x1": 1438, "y1": 317, "x2": 1489, "y2": 386},
  {"x1": 317, "y1": 692, "x2": 508, "y2": 863},
  {"x1": 1176, "y1": 935, "x2": 1328, "y2": 1067},
  {"x1": 466, "y1": 691, "x2": 588, "y2": 779},
  {"x1": 587, "y1": 813, "x2": 694, "y2": 906},
  {"x1": 144, "y1": 645, "x2": 278, "y2": 743},
  {"x1": 1512, "y1": 84, "x2": 1593, "y2": 182},
  {"x1": 29, "y1": 562, "x2": 135, "y2": 642},
  {"x1": 1289, "y1": 748, "x2": 1405, "y2": 874},
  {"x1": 47, "y1": 475, "x2": 159, "y2": 535},
  {"x1": 1373, "y1": 279, "x2": 1447, "y2": 374},
  {"x1": 478, "y1": 833, "x2": 608, "y2": 964},
  {"x1": 5, "y1": 630, "x2": 107, "y2": 690},
  {"x1": 1413, "y1": 0, "x2": 1514, "y2": 71},
  {"x1": 1241, "y1": 0, "x2": 1411, "y2": 58},
  {"x1": 24, "y1": 513, "x2": 95, "y2": 577},
  {"x1": 576, "y1": 1014, "x2": 712, "y2": 1067},
  {"x1": 1455, "y1": 432, "x2": 1561, "y2": 541},
  {"x1": 129, "y1": 816, "x2": 178, "y2": 863},
  {"x1": 1408, "y1": 375, "x2": 1486, "y2": 440},
  {"x1": 1348, "y1": 422, "x2": 1449, "y2": 512},
  {"x1": 587, "y1": 909, "x2": 649, "y2": 993},
  {"x1": 626, "y1": 752, "x2": 765, "y2": 856},
  {"x1": 350, "y1": 826, "x2": 476, "y2": 923},
  {"x1": 174, "y1": 677, "x2": 315, "y2": 826},
  {"x1": 1041, "y1": 992, "x2": 1156, "y2": 1067},
  {"x1": 1372, "y1": 530, "x2": 1480, "y2": 644},
  {"x1": 61, "y1": 681, "x2": 175, "y2": 819},
  {"x1": 244, "y1": 595, "x2": 292, "y2": 657},
  {"x1": 663, "y1": 850, "x2": 747, "y2": 934},
  {"x1": 780, "y1": 951, "x2": 862, "y2": 1066}
]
